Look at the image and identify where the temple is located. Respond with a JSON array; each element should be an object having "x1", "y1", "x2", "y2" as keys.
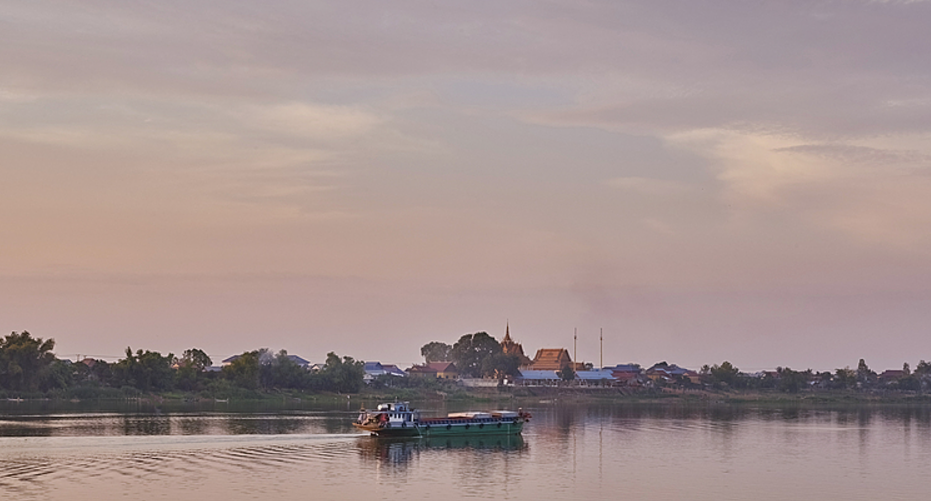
[
  {"x1": 528, "y1": 348, "x2": 582, "y2": 371},
  {"x1": 500, "y1": 323, "x2": 534, "y2": 367}
]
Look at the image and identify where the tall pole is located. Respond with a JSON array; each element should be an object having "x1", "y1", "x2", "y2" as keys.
[
  {"x1": 574, "y1": 328, "x2": 577, "y2": 368},
  {"x1": 600, "y1": 328, "x2": 603, "y2": 369}
]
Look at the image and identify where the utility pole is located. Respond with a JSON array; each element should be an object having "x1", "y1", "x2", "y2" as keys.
[
  {"x1": 600, "y1": 328, "x2": 603, "y2": 369},
  {"x1": 573, "y1": 328, "x2": 577, "y2": 368}
]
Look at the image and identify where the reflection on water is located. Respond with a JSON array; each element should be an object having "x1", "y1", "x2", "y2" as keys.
[
  {"x1": 3, "y1": 401, "x2": 931, "y2": 501},
  {"x1": 358, "y1": 435, "x2": 526, "y2": 466}
]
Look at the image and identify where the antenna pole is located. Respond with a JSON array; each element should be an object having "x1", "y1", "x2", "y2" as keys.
[
  {"x1": 574, "y1": 328, "x2": 577, "y2": 368},
  {"x1": 600, "y1": 328, "x2": 603, "y2": 369}
]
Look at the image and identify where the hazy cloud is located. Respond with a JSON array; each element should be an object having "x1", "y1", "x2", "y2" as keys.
[{"x1": 3, "y1": 1, "x2": 931, "y2": 369}]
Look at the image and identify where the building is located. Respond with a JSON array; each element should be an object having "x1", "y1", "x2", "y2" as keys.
[
  {"x1": 408, "y1": 362, "x2": 459, "y2": 379},
  {"x1": 606, "y1": 364, "x2": 643, "y2": 386},
  {"x1": 645, "y1": 363, "x2": 700, "y2": 385},
  {"x1": 381, "y1": 364, "x2": 406, "y2": 377},
  {"x1": 500, "y1": 323, "x2": 534, "y2": 367},
  {"x1": 221, "y1": 353, "x2": 312, "y2": 370},
  {"x1": 529, "y1": 348, "x2": 583, "y2": 371},
  {"x1": 516, "y1": 370, "x2": 561, "y2": 386},
  {"x1": 879, "y1": 370, "x2": 907, "y2": 382},
  {"x1": 363, "y1": 362, "x2": 408, "y2": 382},
  {"x1": 575, "y1": 369, "x2": 616, "y2": 385}
]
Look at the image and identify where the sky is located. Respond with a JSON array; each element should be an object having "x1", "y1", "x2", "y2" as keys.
[{"x1": 2, "y1": 0, "x2": 931, "y2": 372}]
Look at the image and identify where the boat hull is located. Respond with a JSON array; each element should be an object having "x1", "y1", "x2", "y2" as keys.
[{"x1": 354, "y1": 419, "x2": 524, "y2": 438}]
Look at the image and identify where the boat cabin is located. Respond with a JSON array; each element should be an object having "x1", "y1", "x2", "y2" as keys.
[{"x1": 372, "y1": 402, "x2": 419, "y2": 426}]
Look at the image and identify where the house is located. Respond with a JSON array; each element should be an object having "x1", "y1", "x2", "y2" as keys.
[
  {"x1": 408, "y1": 362, "x2": 459, "y2": 379},
  {"x1": 364, "y1": 361, "x2": 387, "y2": 378},
  {"x1": 381, "y1": 364, "x2": 406, "y2": 377},
  {"x1": 879, "y1": 370, "x2": 907, "y2": 382},
  {"x1": 516, "y1": 369, "x2": 561, "y2": 385},
  {"x1": 575, "y1": 370, "x2": 616, "y2": 386},
  {"x1": 606, "y1": 364, "x2": 643, "y2": 386},
  {"x1": 221, "y1": 353, "x2": 313, "y2": 369},
  {"x1": 407, "y1": 364, "x2": 438, "y2": 378},
  {"x1": 362, "y1": 361, "x2": 406, "y2": 382},
  {"x1": 285, "y1": 355, "x2": 311, "y2": 368},
  {"x1": 646, "y1": 363, "x2": 699, "y2": 384}
]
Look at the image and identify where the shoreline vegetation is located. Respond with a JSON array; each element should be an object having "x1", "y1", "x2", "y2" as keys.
[
  {"x1": 6, "y1": 388, "x2": 931, "y2": 411},
  {"x1": 4, "y1": 330, "x2": 931, "y2": 408}
]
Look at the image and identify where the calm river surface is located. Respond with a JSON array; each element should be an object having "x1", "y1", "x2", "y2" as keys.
[{"x1": 2, "y1": 399, "x2": 931, "y2": 500}]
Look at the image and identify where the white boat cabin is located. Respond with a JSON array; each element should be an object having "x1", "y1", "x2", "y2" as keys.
[{"x1": 374, "y1": 402, "x2": 419, "y2": 426}]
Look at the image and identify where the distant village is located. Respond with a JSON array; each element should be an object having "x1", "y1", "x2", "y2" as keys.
[
  {"x1": 2, "y1": 326, "x2": 930, "y2": 398},
  {"x1": 354, "y1": 325, "x2": 931, "y2": 393}
]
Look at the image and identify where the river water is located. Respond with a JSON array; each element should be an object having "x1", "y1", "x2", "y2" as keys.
[{"x1": 2, "y1": 400, "x2": 930, "y2": 500}]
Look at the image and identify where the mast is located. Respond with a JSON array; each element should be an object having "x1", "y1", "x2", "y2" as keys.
[
  {"x1": 573, "y1": 328, "x2": 577, "y2": 369},
  {"x1": 600, "y1": 328, "x2": 603, "y2": 369}
]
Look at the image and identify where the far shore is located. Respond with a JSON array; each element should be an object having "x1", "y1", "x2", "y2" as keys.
[{"x1": 5, "y1": 386, "x2": 931, "y2": 409}]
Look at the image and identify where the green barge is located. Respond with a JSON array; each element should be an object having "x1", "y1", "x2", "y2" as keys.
[{"x1": 353, "y1": 401, "x2": 530, "y2": 438}]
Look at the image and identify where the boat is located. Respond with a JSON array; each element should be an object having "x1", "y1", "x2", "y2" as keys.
[{"x1": 353, "y1": 401, "x2": 531, "y2": 437}]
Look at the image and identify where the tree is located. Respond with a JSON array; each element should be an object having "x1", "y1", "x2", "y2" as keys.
[
  {"x1": 223, "y1": 351, "x2": 261, "y2": 389},
  {"x1": 322, "y1": 352, "x2": 364, "y2": 393},
  {"x1": 449, "y1": 332, "x2": 502, "y2": 377},
  {"x1": 112, "y1": 347, "x2": 175, "y2": 392},
  {"x1": 178, "y1": 348, "x2": 212, "y2": 371},
  {"x1": 834, "y1": 367, "x2": 856, "y2": 389},
  {"x1": 557, "y1": 364, "x2": 576, "y2": 383},
  {"x1": 420, "y1": 341, "x2": 452, "y2": 363},
  {"x1": 0, "y1": 331, "x2": 57, "y2": 392},
  {"x1": 903, "y1": 362, "x2": 911, "y2": 376},
  {"x1": 710, "y1": 361, "x2": 740, "y2": 387},
  {"x1": 777, "y1": 367, "x2": 809, "y2": 393},
  {"x1": 482, "y1": 353, "x2": 521, "y2": 380},
  {"x1": 916, "y1": 360, "x2": 931, "y2": 375},
  {"x1": 857, "y1": 358, "x2": 875, "y2": 385},
  {"x1": 262, "y1": 350, "x2": 307, "y2": 389}
]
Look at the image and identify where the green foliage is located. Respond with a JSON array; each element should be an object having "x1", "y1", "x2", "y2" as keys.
[
  {"x1": 261, "y1": 350, "x2": 308, "y2": 389},
  {"x1": 42, "y1": 359, "x2": 74, "y2": 391},
  {"x1": 557, "y1": 364, "x2": 576, "y2": 382},
  {"x1": 0, "y1": 331, "x2": 365, "y2": 397},
  {"x1": 450, "y1": 332, "x2": 502, "y2": 377},
  {"x1": 171, "y1": 348, "x2": 213, "y2": 391},
  {"x1": 897, "y1": 375, "x2": 920, "y2": 391},
  {"x1": 776, "y1": 367, "x2": 811, "y2": 393},
  {"x1": 321, "y1": 352, "x2": 364, "y2": 393},
  {"x1": 178, "y1": 348, "x2": 212, "y2": 371},
  {"x1": 834, "y1": 367, "x2": 857, "y2": 389},
  {"x1": 0, "y1": 331, "x2": 58, "y2": 392},
  {"x1": 709, "y1": 361, "x2": 740, "y2": 387},
  {"x1": 482, "y1": 353, "x2": 522, "y2": 379},
  {"x1": 223, "y1": 351, "x2": 261, "y2": 389},
  {"x1": 916, "y1": 360, "x2": 931, "y2": 375},
  {"x1": 857, "y1": 358, "x2": 876, "y2": 384},
  {"x1": 112, "y1": 347, "x2": 175, "y2": 392},
  {"x1": 420, "y1": 341, "x2": 452, "y2": 363}
]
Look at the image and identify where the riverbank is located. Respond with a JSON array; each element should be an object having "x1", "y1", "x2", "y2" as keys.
[{"x1": 6, "y1": 384, "x2": 931, "y2": 409}]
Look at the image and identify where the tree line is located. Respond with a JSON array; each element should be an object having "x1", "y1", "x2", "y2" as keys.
[
  {"x1": 694, "y1": 359, "x2": 931, "y2": 392},
  {"x1": 0, "y1": 331, "x2": 364, "y2": 398},
  {"x1": 420, "y1": 331, "x2": 523, "y2": 379}
]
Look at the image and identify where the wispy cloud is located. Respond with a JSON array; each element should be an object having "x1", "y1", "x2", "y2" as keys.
[{"x1": 604, "y1": 176, "x2": 690, "y2": 196}]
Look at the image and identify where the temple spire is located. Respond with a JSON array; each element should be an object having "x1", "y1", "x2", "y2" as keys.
[{"x1": 503, "y1": 320, "x2": 512, "y2": 342}]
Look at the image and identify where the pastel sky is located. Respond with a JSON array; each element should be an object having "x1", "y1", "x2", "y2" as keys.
[{"x1": 3, "y1": 1, "x2": 931, "y2": 371}]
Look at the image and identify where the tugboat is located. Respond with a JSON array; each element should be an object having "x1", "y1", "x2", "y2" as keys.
[{"x1": 353, "y1": 402, "x2": 531, "y2": 437}]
